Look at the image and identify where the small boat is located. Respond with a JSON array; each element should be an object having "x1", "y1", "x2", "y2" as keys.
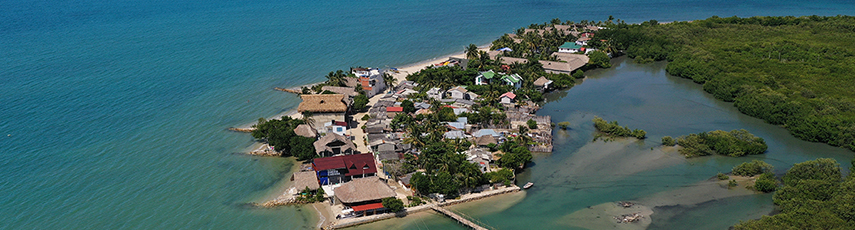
[{"x1": 523, "y1": 182, "x2": 534, "y2": 189}]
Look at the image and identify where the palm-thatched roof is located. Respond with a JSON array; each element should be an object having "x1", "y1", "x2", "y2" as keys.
[
  {"x1": 334, "y1": 177, "x2": 396, "y2": 204},
  {"x1": 313, "y1": 133, "x2": 356, "y2": 155},
  {"x1": 291, "y1": 171, "x2": 320, "y2": 191},
  {"x1": 298, "y1": 94, "x2": 348, "y2": 113},
  {"x1": 534, "y1": 77, "x2": 554, "y2": 87},
  {"x1": 475, "y1": 135, "x2": 497, "y2": 146},
  {"x1": 293, "y1": 124, "x2": 318, "y2": 138}
]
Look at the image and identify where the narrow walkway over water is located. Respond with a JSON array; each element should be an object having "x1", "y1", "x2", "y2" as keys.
[{"x1": 430, "y1": 205, "x2": 491, "y2": 230}]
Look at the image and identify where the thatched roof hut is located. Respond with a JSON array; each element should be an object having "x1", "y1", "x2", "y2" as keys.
[
  {"x1": 313, "y1": 133, "x2": 356, "y2": 156},
  {"x1": 297, "y1": 94, "x2": 348, "y2": 113},
  {"x1": 291, "y1": 171, "x2": 320, "y2": 192},
  {"x1": 334, "y1": 177, "x2": 396, "y2": 204},
  {"x1": 475, "y1": 135, "x2": 497, "y2": 147},
  {"x1": 293, "y1": 124, "x2": 318, "y2": 138}
]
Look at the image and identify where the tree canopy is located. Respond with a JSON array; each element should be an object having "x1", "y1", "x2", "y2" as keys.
[
  {"x1": 735, "y1": 158, "x2": 853, "y2": 229},
  {"x1": 597, "y1": 15, "x2": 855, "y2": 152},
  {"x1": 251, "y1": 117, "x2": 316, "y2": 160}
]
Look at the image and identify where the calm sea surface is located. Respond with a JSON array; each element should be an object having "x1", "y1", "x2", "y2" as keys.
[{"x1": 1, "y1": 0, "x2": 853, "y2": 229}]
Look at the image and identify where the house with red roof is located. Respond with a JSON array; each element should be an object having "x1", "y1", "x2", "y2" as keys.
[
  {"x1": 313, "y1": 153, "x2": 377, "y2": 185},
  {"x1": 500, "y1": 92, "x2": 516, "y2": 104}
]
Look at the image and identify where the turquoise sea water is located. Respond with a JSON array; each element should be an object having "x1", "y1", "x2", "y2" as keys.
[{"x1": 1, "y1": 0, "x2": 853, "y2": 229}]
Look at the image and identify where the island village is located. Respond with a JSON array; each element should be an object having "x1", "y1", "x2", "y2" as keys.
[{"x1": 237, "y1": 22, "x2": 611, "y2": 229}]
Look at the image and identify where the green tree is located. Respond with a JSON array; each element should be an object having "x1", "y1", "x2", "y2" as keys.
[
  {"x1": 588, "y1": 51, "x2": 612, "y2": 68},
  {"x1": 661, "y1": 136, "x2": 676, "y2": 146},
  {"x1": 733, "y1": 160, "x2": 774, "y2": 176},
  {"x1": 381, "y1": 197, "x2": 405, "y2": 213},
  {"x1": 465, "y1": 44, "x2": 479, "y2": 59},
  {"x1": 401, "y1": 100, "x2": 416, "y2": 114},
  {"x1": 352, "y1": 94, "x2": 369, "y2": 111},
  {"x1": 782, "y1": 158, "x2": 841, "y2": 186},
  {"x1": 527, "y1": 119, "x2": 538, "y2": 129}
]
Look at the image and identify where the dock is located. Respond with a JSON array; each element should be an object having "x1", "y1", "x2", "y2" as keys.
[{"x1": 430, "y1": 205, "x2": 491, "y2": 230}]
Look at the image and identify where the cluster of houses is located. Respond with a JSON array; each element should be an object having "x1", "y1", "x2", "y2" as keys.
[
  {"x1": 284, "y1": 59, "x2": 555, "y2": 218},
  {"x1": 490, "y1": 23, "x2": 604, "y2": 74}
]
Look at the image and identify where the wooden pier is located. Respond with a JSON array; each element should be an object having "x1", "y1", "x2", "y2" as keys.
[{"x1": 430, "y1": 205, "x2": 491, "y2": 230}]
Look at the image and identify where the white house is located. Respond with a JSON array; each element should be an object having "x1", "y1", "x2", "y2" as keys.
[
  {"x1": 499, "y1": 92, "x2": 516, "y2": 104},
  {"x1": 475, "y1": 70, "x2": 497, "y2": 85},
  {"x1": 426, "y1": 87, "x2": 442, "y2": 100},
  {"x1": 534, "y1": 76, "x2": 554, "y2": 91},
  {"x1": 501, "y1": 74, "x2": 523, "y2": 89},
  {"x1": 445, "y1": 86, "x2": 473, "y2": 100}
]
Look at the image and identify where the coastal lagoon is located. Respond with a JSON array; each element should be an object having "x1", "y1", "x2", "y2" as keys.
[
  {"x1": 351, "y1": 58, "x2": 854, "y2": 230},
  {"x1": 2, "y1": 0, "x2": 855, "y2": 229}
]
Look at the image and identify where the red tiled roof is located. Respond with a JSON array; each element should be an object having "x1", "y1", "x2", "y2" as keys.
[
  {"x1": 386, "y1": 107, "x2": 403, "y2": 112},
  {"x1": 500, "y1": 92, "x2": 516, "y2": 100},
  {"x1": 312, "y1": 153, "x2": 377, "y2": 176},
  {"x1": 334, "y1": 121, "x2": 348, "y2": 126},
  {"x1": 352, "y1": 203, "x2": 384, "y2": 212},
  {"x1": 313, "y1": 156, "x2": 346, "y2": 171}
]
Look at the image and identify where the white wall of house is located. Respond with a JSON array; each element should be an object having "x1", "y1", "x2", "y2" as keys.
[
  {"x1": 500, "y1": 96, "x2": 513, "y2": 104},
  {"x1": 447, "y1": 90, "x2": 466, "y2": 99}
]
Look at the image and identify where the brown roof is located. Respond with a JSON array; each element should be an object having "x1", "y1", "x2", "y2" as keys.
[
  {"x1": 321, "y1": 86, "x2": 359, "y2": 97},
  {"x1": 291, "y1": 171, "x2": 320, "y2": 191},
  {"x1": 297, "y1": 94, "x2": 348, "y2": 113},
  {"x1": 534, "y1": 76, "x2": 553, "y2": 86},
  {"x1": 448, "y1": 86, "x2": 468, "y2": 93},
  {"x1": 475, "y1": 135, "x2": 497, "y2": 146},
  {"x1": 293, "y1": 124, "x2": 317, "y2": 138},
  {"x1": 500, "y1": 57, "x2": 529, "y2": 65},
  {"x1": 551, "y1": 53, "x2": 590, "y2": 71},
  {"x1": 334, "y1": 177, "x2": 396, "y2": 204},
  {"x1": 313, "y1": 133, "x2": 356, "y2": 155}
]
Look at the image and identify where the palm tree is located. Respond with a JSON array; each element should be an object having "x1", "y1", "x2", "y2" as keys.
[
  {"x1": 382, "y1": 73, "x2": 397, "y2": 92},
  {"x1": 477, "y1": 50, "x2": 491, "y2": 70},
  {"x1": 465, "y1": 44, "x2": 479, "y2": 59},
  {"x1": 300, "y1": 112, "x2": 315, "y2": 127},
  {"x1": 325, "y1": 70, "x2": 346, "y2": 87}
]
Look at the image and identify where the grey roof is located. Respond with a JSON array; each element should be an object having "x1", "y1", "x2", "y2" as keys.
[
  {"x1": 414, "y1": 102, "x2": 431, "y2": 110},
  {"x1": 378, "y1": 152, "x2": 400, "y2": 161},
  {"x1": 473, "y1": 129, "x2": 500, "y2": 137},
  {"x1": 444, "y1": 130, "x2": 466, "y2": 139},
  {"x1": 456, "y1": 117, "x2": 468, "y2": 124},
  {"x1": 377, "y1": 143, "x2": 396, "y2": 152},
  {"x1": 447, "y1": 122, "x2": 465, "y2": 130}
]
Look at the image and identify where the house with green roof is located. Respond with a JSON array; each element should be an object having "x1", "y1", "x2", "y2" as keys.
[
  {"x1": 475, "y1": 70, "x2": 496, "y2": 85},
  {"x1": 501, "y1": 74, "x2": 522, "y2": 89},
  {"x1": 558, "y1": 42, "x2": 583, "y2": 53}
]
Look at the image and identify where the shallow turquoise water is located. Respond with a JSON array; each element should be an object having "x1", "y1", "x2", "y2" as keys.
[{"x1": 1, "y1": 0, "x2": 853, "y2": 229}]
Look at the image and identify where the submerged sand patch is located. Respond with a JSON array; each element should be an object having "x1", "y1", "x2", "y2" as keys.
[
  {"x1": 559, "y1": 176, "x2": 758, "y2": 229},
  {"x1": 561, "y1": 202, "x2": 653, "y2": 230}
]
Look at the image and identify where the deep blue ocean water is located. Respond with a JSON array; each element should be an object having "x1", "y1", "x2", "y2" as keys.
[{"x1": 1, "y1": 0, "x2": 853, "y2": 229}]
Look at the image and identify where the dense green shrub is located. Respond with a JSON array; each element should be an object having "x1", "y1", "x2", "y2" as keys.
[
  {"x1": 661, "y1": 136, "x2": 676, "y2": 146},
  {"x1": 733, "y1": 160, "x2": 774, "y2": 176},
  {"x1": 592, "y1": 117, "x2": 646, "y2": 139},
  {"x1": 381, "y1": 197, "x2": 404, "y2": 212},
  {"x1": 753, "y1": 173, "x2": 778, "y2": 193},
  {"x1": 676, "y1": 129, "x2": 767, "y2": 157}
]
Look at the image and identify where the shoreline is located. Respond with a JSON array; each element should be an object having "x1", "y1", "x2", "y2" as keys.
[{"x1": 242, "y1": 44, "x2": 498, "y2": 228}]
